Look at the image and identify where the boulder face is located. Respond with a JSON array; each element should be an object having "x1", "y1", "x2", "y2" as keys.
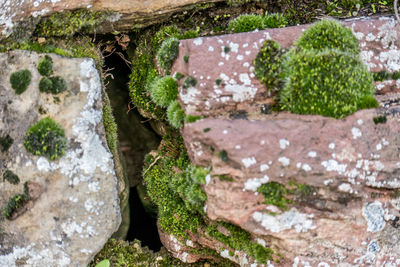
[
  {"x1": 0, "y1": 50, "x2": 120, "y2": 266},
  {"x1": 172, "y1": 17, "x2": 400, "y2": 265},
  {"x1": 0, "y1": 0, "x2": 222, "y2": 40}
]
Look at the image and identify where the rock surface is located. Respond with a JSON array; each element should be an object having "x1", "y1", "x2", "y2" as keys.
[
  {"x1": 0, "y1": 50, "x2": 120, "y2": 266},
  {"x1": 0, "y1": 0, "x2": 222, "y2": 40},
  {"x1": 170, "y1": 16, "x2": 400, "y2": 265}
]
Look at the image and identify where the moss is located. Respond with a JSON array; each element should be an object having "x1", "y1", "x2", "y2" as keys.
[
  {"x1": 24, "y1": 117, "x2": 67, "y2": 160},
  {"x1": 149, "y1": 76, "x2": 178, "y2": 108},
  {"x1": 10, "y1": 70, "x2": 31, "y2": 94},
  {"x1": 0, "y1": 134, "x2": 13, "y2": 152},
  {"x1": 167, "y1": 100, "x2": 185, "y2": 129},
  {"x1": 151, "y1": 25, "x2": 181, "y2": 51},
  {"x1": 37, "y1": 55, "x2": 53, "y2": 76},
  {"x1": 373, "y1": 115, "x2": 387, "y2": 124},
  {"x1": 156, "y1": 37, "x2": 180, "y2": 74},
  {"x1": 224, "y1": 46, "x2": 231, "y2": 53},
  {"x1": 179, "y1": 30, "x2": 200, "y2": 39},
  {"x1": 217, "y1": 175, "x2": 234, "y2": 182},
  {"x1": 49, "y1": 76, "x2": 68, "y2": 94},
  {"x1": 281, "y1": 49, "x2": 376, "y2": 118},
  {"x1": 183, "y1": 76, "x2": 197, "y2": 89},
  {"x1": 373, "y1": 71, "x2": 390, "y2": 81},
  {"x1": 254, "y1": 40, "x2": 286, "y2": 91},
  {"x1": 102, "y1": 93, "x2": 118, "y2": 152},
  {"x1": 257, "y1": 182, "x2": 292, "y2": 210},
  {"x1": 262, "y1": 13, "x2": 288, "y2": 28},
  {"x1": 3, "y1": 170, "x2": 20, "y2": 185},
  {"x1": 39, "y1": 77, "x2": 53, "y2": 93},
  {"x1": 174, "y1": 72, "x2": 185, "y2": 80},
  {"x1": 295, "y1": 19, "x2": 360, "y2": 54},
  {"x1": 34, "y1": 9, "x2": 111, "y2": 37},
  {"x1": 227, "y1": 14, "x2": 265, "y2": 33},
  {"x1": 357, "y1": 95, "x2": 379, "y2": 109},
  {"x1": 218, "y1": 150, "x2": 229, "y2": 162},
  {"x1": 185, "y1": 115, "x2": 202, "y2": 123},
  {"x1": 3, "y1": 193, "x2": 29, "y2": 219},
  {"x1": 215, "y1": 79, "x2": 222, "y2": 86},
  {"x1": 203, "y1": 128, "x2": 211, "y2": 133},
  {"x1": 183, "y1": 55, "x2": 189, "y2": 63}
]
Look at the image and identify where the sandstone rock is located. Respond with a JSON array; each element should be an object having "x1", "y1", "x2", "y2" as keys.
[
  {"x1": 0, "y1": 0, "x2": 222, "y2": 40},
  {"x1": 169, "y1": 16, "x2": 400, "y2": 265},
  {"x1": 0, "y1": 50, "x2": 120, "y2": 266}
]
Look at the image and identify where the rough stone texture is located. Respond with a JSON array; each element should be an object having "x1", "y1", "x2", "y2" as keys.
[
  {"x1": 170, "y1": 16, "x2": 400, "y2": 265},
  {"x1": 0, "y1": 50, "x2": 120, "y2": 266},
  {"x1": 172, "y1": 16, "x2": 400, "y2": 118},
  {"x1": 0, "y1": 0, "x2": 223, "y2": 40}
]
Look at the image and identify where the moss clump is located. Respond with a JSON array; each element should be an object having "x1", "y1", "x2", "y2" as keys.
[
  {"x1": 24, "y1": 117, "x2": 67, "y2": 160},
  {"x1": 183, "y1": 76, "x2": 197, "y2": 89},
  {"x1": 185, "y1": 115, "x2": 202, "y2": 123},
  {"x1": 167, "y1": 100, "x2": 185, "y2": 129},
  {"x1": 254, "y1": 40, "x2": 286, "y2": 91},
  {"x1": 10, "y1": 70, "x2": 31, "y2": 94},
  {"x1": 156, "y1": 37, "x2": 180, "y2": 74},
  {"x1": 3, "y1": 192, "x2": 29, "y2": 219},
  {"x1": 295, "y1": 19, "x2": 360, "y2": 54},
  {"x1": 183, "y1": 55, "x2": 189, "y2": 63},
  {"x1": 227, "y1": 14, "x2": 264, "y2": 33},
  {"x1": 3, "y1": 170, "x2": 20, "y2": 185},
  {"x1": 207, "y1": 222, "x2": 274, "y2": 263},
  {"x1": 174, "y1": 72, "x2": 185, "y2": 80},
  {"x1": 39, "y1": 77, "x2": 53, "y2": 93},
  {"x1": 102, "y1": 93, "x2": 118, "y2": 152},
  {"x1": 37, "y1": 55, "x2": 53, "y2": 76},
  {"x1": 179, "y1": 30, "x2": 200, "y2": 39},
  {"x1": 34, "y1": 9, "x2": 110, "y2": 37},
  {"x1": 262, "y1": 13, "x2": 288, "y2": 28},
  {"x1": 218, "y1": 150, "x2": 229, "y2": 162},
  {"x1": 150, "y1": 76, "x2": 178, "y2": 108},
  {"x1": 373, "y1": 115, "x2": 387, "y2": 124},
  {"x1": 281, "y1": 49, "x2": 376, "y2": 118},
  {"x1": 0, "y1": 134, "x2": 13, "y2": 152},
  {"x1": 39, "y1": 76, "x2": 67, "y2": 94},
  {"x1": 257, "y1": 182, "x2": 292, "y2": 211}
]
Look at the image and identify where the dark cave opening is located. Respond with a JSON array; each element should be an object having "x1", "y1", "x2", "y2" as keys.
[{"x1": 101, "y1": 37, "x2": 162, "y2": 251}]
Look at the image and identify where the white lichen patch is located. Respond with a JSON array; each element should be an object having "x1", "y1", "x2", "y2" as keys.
[
  {"x1": 351, "y1": 127, "x2": 362, "y2": 139},
  {"x1": 224, "y1": 83, "x2": 258, "y2": 102},
  {"x1": 308, "y1": 151, "x2": 317, "y2": 158},
  {"x1": 279, "y1": 139, "x2": 290, "y2": 149},
  {"x1": 260, "y1": 164, "x2": 269, "y2": 172},
  {"x1": 242, "y1": 157, "x2": 257, "y2": 168},
  {"x1": 278, "y1": 157, "x2": 290, "y2": 167},
  {"x1": 253, "y1": 209, "x2": 316, "y2": 233},
  {"x1": 329, "y1": 143, "x2": 335, "y2": 150},
  {"x1": 321, "y1": 159, "x2": 347, "y2": 174},
  {"x1": 193, "y1": 38, "x2": 203, "y2": 46},
  {"x1": 338, "y1": 183, "x2": 353, "y2": 193},
  {"x1": 244, "y1": 175, "x2": 269, "y2": 191},
  {"x1": 362, "y1": 201, "x2": 385, "y2": 232}
]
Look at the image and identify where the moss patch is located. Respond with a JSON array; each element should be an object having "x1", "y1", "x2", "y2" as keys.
[
  {"x1": 3, "y1": 185, "x2": 30, "y2": 220},
  {"x1": 0, "y1": 134, "x2": 13, "y2": 152},
  {"x1": 167, "y1": 100, "x2": 185, "y2": 129},
  {"x1": 3, "y1": 170, "x2": 20, "y2": 185},
  {"x1": 24, "y1": 117, "x2": 67, "y2": 160},
  {"x1": 183, "y1": 76, "x2": 197, "y2": 89},
  {"x1": 10, "y1": 70, "x2": 31, "y2": 95},
  {"x1": 150, "y1": 76, "x2": 178, "y2": 108},
  {"x1": 157, "y1": 37, "x2": 180, "y2": 74},
  {"x1": 37, "y1": 55, "x2": 53, "y2": 76}
]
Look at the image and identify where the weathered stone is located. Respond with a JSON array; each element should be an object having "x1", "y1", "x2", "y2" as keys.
[
  {"x1": 0, "y1": 0, "x2": 223, "y2": 40},
  {"x1": 169, "y1": 16, "x2": 400, "y2": 265},
  {"x1": 172, "y1": 16, "x2": 400, "y2": 118},
  {"x1": 0, "y1": 50, "x2": 120, "y2": 266}
]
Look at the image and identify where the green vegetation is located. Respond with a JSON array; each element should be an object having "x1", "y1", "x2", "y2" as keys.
[
  {"x1": 174, "y1": 72, "x2": 185, "y2": 80},
  {"x1": 257, "y1": 182, "x2": 292, "y2": 211},
  {"x1": 3, "y1": 186, "x2": 30, "y2": 220},
  {"x1": 156, "y1": 37, "x2": 180, "y2": 73},
  {"x1": 24, "y1": 117, "x2": 67, "y2": 160},
  {"x1": 373, "y1": 71, "x2": 400, "y2": 81},
  {"x1": 102, "y1": 93, "x2": 118, "y2": 152},
  {"x1": 167, "y1": 101, "x2": 185, "y2": 129},
  {"x1": 39, "y1": 77, "x2": 53, "y2": 93},
  {"x1": 373, "y1": 115, "x2": 387, "y2": 124},
  {"x1": 183, "y1": 76, "x2": 197, "y2": 89},
  {"x1": 227, "y1": 13, "x2": 288, "y2": 33},
  {"x1": 149, "y1": 76, "x2": 178, "y2": 108},
  {"x1": 215, "y1": 79, "x2": 222, "y2": 86},
  {"x1": 3, "y1": 170, "x2": 20, "y2": 185},
  {"x1": 254, "y1": 40, "x2": 286, "y2": 91},
  {"x1": 0, "y1": 134, "x2": 13, "y2": 152},
  {"x1": 183, "y1": 55, "x2": 189, "y2": 63},
  {"x1": 218, "y1": 150, "x2": 229, "y2": 162},
  {"x1": 295, "y1": 19, "x2": 359, "y2": 53},
  {"x1": 37, "y1": 55, "x2": 53, "y2": 76},
  {"x1": 34, "y1": 9, "x2": 111, "y2": 37},
  {"x1": 185, "y1": 115, "x2": 202, "y2": 123},
  {"x1": 10, "y1": 70, "x2": 32, "y2": 94},
  {"x1": 39, "y1": 76, "x2": 67, "y2": 94}
]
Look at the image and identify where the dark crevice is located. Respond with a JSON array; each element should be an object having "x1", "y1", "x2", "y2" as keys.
[{"x1": 101, "y1": 36, "x2": 162, "y2": 251}]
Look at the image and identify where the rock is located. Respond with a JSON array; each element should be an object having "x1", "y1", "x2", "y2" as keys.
[
  {"x1": 0, "y1": 0, "x2": 223, "y2": 40},
  {"x1": 172, "y1": 16, "x2": 400, "y2": 118},
  {"x1": 0, "y1": 50, "x2": 120, "y2": 266},
  {"x1": 170, "y1": 16, "x2": 400, "y2": 265}
]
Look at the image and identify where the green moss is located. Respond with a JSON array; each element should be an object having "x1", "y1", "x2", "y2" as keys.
[
  {"x1": 217, "y1": 175, "x2": 234, "y2": 182},
  {"x1": 183, "y1": 55, "x2": 189, "y2": 63},
  {"x1": 0, "y1": 134, "x2": 13, "y2": 152},
  {"x1": 203, "y1": 128, "x2": 211, "y2": 133},
  {"x1": 373, "y1": 71, "x2": 390, "y2": 81},
  {"x1": 49, "y1": 76, "x2": 67, "y2": 94},
  {"x1": 3, "y1": 193, "x2": 29, "y2": 219},
  {"x1": 102, "y1": 93, "x2": 118, "y2": 152},
  {"x1": 215, "y1": 79, "x2": 222, "y2": 86},
  {"x1": 39, "y1": 77, "x2": 53, "y2": 93},
  {"x1": 178, "y1": 30, "x2": 200, "y2": 39},
  {"x1": 167, "y1": 100, "x2": 185, "y2": 129},
  {"x1": 149, "y1": 76, "x2": 178, "y2": 108},
  {"x1": 224, "y1": 46, "x2": 231, "y2": 53},
  {"x1": 295, "y1": 19, "x2": 360, "y2": 54},
  {"x1": 254, "y1": 40, "x2": 286, "y2": 91},
  {"x1": 357, "y1": 95, "x2": 379, "y2": 109},
  {"x1": 151, "y1": 25, "x2": 181, "y2": 51},
  {"x1": 10, "y1": 70, "x2": 31, "y2": 94},
  {"x1": 227, "y1": 14, "x2": 265, "y2": 33},
  {"x1": 157, "y1": 37, "x2": 180, "y2": 74},
  {"x1": 218, "y1": 150, "x2": 229, "y2": 162},
  {"x1": 174, "y1": 72, "x2": 185, "y2": 80},
  {"x1": 34, "y1": 9, "x2": 111, "y2": 37},
  {"x1": 37, "y1": 55, "x2": 53, "y2": 76},
  {"x1": 183, "y1": 76, "x2": 197, "y2": 89},
  {"x1": 262, "y1": 13, "x2": 288, "y2": 28},
  {"x1": 373, "y1": 115, "x2": 387, "y2": 124},
  {"x1": 281, "y1": 49, "x2": 376, "y2": 118},
  {"x1": 257, "y1": 182, "x2": 292, "y2": 210},
  {"x1": 24, "y1": 117, "x2": 67, "y2": 160},
  {"x1": 3, "y1": 170, "x2": 20, "y2": 185},
  {"x1": 185, "y1": 115, "x2": 202, "y2": 123}
]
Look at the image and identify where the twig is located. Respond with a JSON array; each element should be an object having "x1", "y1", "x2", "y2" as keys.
[{"x1": 142, "y1": 155, "x2": 161, "y2": 176}]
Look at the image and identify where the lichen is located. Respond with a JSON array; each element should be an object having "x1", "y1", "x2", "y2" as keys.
[
  {"x1": 24, "y1": 117, "x2": 67, "y2": 160},
  {"x1": 10, "y1": 69, "x2": 31, "y2": 95}
]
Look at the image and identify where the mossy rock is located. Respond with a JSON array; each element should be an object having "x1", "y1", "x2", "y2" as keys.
[{"x1": 149, "y1": 76, "x2": 178, "y2": 108}]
